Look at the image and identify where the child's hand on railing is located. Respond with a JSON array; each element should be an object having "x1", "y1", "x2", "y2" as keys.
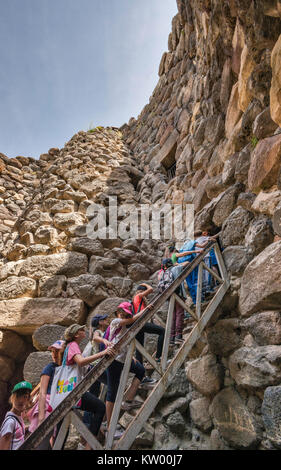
[
  {"x1": 103, "y1": 339, "x2": 114, "y2": 348},
  {"x1": 146, "y1": 304, "x2": 154, "y2": 311},
  {"x1": 103, "y1": 347, "x2": 116, "y2": 358}
]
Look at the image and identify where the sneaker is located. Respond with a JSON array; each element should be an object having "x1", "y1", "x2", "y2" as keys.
[
  {"x1": 105, "y1": 429, "x2": 124, "y2": 440},
  {"x1": 170, "y1": 338, "x2": 175, "y2": 345},
  {"x1": 175, "y1": 335, "x2": 184, "y2": 344},
  {"x1": 121, "y1": 400, "x2": 143, "y2": 410},
  {"x1": 141, "y1": 376, "x2": 157, "y2": 385}
]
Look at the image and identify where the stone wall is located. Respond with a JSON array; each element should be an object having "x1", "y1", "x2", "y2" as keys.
[{"x1": 1, "y1": 0, "x2": 281, "y2": 450}]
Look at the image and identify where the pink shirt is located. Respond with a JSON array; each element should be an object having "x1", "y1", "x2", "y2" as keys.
[
  {"x1": 66, "y1": 341, "x2": 81, "y2": 365},
  {"x1": 0, "y1": 412, "x2": 25, "y2": 450}
]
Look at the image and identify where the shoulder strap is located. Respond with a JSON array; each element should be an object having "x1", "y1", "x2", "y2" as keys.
[
  {"x1": 1, "y1": 413, "x2": 24, "y2": 450},
  {"x1": 62, "y1": 345, "x2": 69, "y2": 367}
]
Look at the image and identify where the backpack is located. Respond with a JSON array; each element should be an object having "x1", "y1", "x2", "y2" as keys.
[
  {"x1": 99, "y1": 325, "x2": 122, "y2": 352},
  {"x1": 0, "y1": 413, "x2": 25, "y2": 450},
  {"x1": 157, "y1": 268, "x2": 174, "y2": 293}
]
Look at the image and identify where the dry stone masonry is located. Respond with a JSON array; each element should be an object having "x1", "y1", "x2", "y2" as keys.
[{"x1": 0, "y1": 0, "x2": 281, "y2": 450}]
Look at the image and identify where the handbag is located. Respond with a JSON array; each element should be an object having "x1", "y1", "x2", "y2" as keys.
[{"x1": 49, "y1": 345, "x2": 83, "y2": 411}]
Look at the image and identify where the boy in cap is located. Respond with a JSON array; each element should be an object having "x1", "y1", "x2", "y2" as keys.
[{"x1": 0, "y1": 381, "x2": 32, "y2": 450}]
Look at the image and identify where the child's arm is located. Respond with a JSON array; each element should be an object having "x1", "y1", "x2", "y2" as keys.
[
  {"x1": 136, "y1": 283, "x2": 153, "y2": 298},
  {"x1": 176, "y1": 250, "x2": 199, "y2": 258},
  {"x1": 0, "y1": 432, "x2": 12, "y2": 450},
  {"x1": 93, "y1": 330, "x2": 113, "y2": 348}
]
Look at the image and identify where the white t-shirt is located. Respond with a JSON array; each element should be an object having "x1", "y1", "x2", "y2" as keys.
[
  {"x1": 109, "y1": 318, "x2": 128, "y2": 363},
  {"x1": 0, "y1": 412, "x2": 25, "y2": 450}
]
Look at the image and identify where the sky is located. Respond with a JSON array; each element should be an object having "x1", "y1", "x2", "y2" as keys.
[{"x1": 0, "y1": 0, "x2": 177, "y2": 159}]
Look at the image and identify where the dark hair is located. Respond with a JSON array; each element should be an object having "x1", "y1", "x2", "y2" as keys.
[{"x1": 168, "y1": 246, "x2": 176, "y2": 253}]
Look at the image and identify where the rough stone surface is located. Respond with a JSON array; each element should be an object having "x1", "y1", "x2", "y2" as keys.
[
  {"x1": 242, "y1": 312, "x2": 281, "y2": 346},
  {"x1": 0, "y1": 330, "x2": 28, "y2": 360},
  {"x1": 190, "y1": 397, "x2": 213, "y2": 432},
  {"x1": 206, "y1": 319, "x2": 241, "y2": 357},
  {"x1": 32, "y1": 324, "x2": 67, "y2": 351},
  {"x1": 0, "y1": 298, "x2": 86, "y2": 334},
  {"x1": 262, "y1": 385, "x2": 281, "y2": 448},
  {"x1": 248, "y1": 134, "x2": 281, "y2": 191},
  {"x1": 229, "y1": 346, "x2": 281, "y2": 388},
  {"x1": 23, "y1": 351, "x2": 52, "y2": 386},
  {"x1": 210, "y1": 388, "x2": 261, "y2": 449},
  {"x1": 185, "y1": 354, "x2": 224, "y2": 397},
  {"x1": 240, "y1": 241, "x2": 281, "y2": 316}
]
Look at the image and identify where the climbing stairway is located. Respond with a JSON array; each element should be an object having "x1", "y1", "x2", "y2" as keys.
[{"x1": 19, "y1": 241, "x2": 230, "y2": 450}]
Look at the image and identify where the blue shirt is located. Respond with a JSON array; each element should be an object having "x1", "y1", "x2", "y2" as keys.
[{"x1": 41, "y1": 362, "x2": 58, "y2": 394}]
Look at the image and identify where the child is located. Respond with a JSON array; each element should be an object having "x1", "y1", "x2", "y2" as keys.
[
  {"x1": 158, "y1": 259, "x2": 185, "y2": 345},
  {"x1": 27, "y1": 340, "x2": 65, "y2": 449},
  {"x1": 60, "y1": 324, "x2": 116, "y2": 450},
  {"x1": 133, "y1": 284, "x2": 164, "y2": 382},
  {"x1": 0, "y1": 381, "x2": 32, "y2": 450},
  {"x1": 106, "y1": 302, "x2": 146, "y2": 428},
  {"x1": 195, "y1": 230, "x2": 220, "y2": 294}
]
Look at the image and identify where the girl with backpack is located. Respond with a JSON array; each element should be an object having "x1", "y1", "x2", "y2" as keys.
[
  {"x1": 105, "y1": 302, "x2": 146, "y2": 429},
  {"x1": 0, "y1": 381, "x2": 32, "y2": 450},
  {"x1": 27, "y1": 340, "x2": 65, "y2": 449},
  {"x1": 55, "y1": 324, "x2": 116, "y2": 450}
]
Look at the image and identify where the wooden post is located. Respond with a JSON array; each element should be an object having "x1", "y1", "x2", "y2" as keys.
[
  {"x1": 52, "y1": 413, "x2": 71, "y2": 450},
  {"x1": 161, "y1": 294, "x2": 175, "y2": 371},
  {"x1": 196, "y1": 262, "x2": 203, "y2": 319},
  {"x1": 70, "y1": 410, "x2": 103, "y2": 450},
  {"x1": 105, "y1": 340, "x2": 135, "y2": 450}
]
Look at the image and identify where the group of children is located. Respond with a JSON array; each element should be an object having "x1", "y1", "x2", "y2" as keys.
[{"x1": 0, "y1": 230, "x2": 219, "y2": 450}]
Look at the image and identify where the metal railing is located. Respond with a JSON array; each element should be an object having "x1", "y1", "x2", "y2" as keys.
[{"x1": 19, "y1": 241, "x2": 230, "y2": 450}]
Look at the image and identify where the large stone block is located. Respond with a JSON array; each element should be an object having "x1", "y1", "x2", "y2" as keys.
[
  {"x1": 242, "y1": 312, "x2": 281, "y2": 346},
  {"x1": 244, "y1": 216, "x2": 274, "y2": 256},
  {"x1": 221, "y1": 207, "x2": 254, "y2": 248},
  {"x1": 0, "y1": 298, "x2": 86, "y2": 335},
  {"x1": 262, "y1": 385, "x2": 281, "y2": 449},
  {"x1": 206, "y1": 319, "x2": 241, "y2": 357},
  {"x1": 248, "y1": 134, "x2": 281, "y2": 191},
  {"x1": 185, "y1": 354, "x2": 224, "y2": 397},
  {"x1": 251, "y1": 190, "x2": 281, "y2": 216},
  {"x1": 32, "y1": 324, "x2": 66, "y2": 351},
  {"x1": 23, "y1": 351, "x2": 52, "y2": 386},
  {"x1": 229, "y1": 346, "x2": 281, "y2": 388},
  {"x1": 70, "y1": 238, "x2": 104, "y2": 257},
  {"x1": 270, "y1": 34, "x2": 281, "y2": 127},
  {"x1": 210, "y1": 388, "x2": 261, "y2": 449},
  {"x1": 222, "y1": 246, "x2": 253, "y2": 275},
  {"x1": 189, "y1": 397, "x2": 212, "y2": 432},
  {"x1": 66, "y1": 274, "x2": 108, "y2": 307},
  {"x1": 89, "y1": 256, "x2": 126, "y2": 278},
  {"x1": 0, "y1": 330, "x2": 28, "y2": 360},
  {"x1": 18, "y1": 252, "x2": 88, "y2": 280},
  {"x1": 0, "y1": 276, "x2": 36, "y2": 300},
  {"x1": 239, "y1": 241, "x2": 281, "y2": 316},
  {"x1": 38, "y1": 276, "x2": 67, "y2": 298}
]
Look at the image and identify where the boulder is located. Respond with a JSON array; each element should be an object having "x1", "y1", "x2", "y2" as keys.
[
  {"x1": 253, "y1": 107, "x2": 278, "y2": 139},
  {"x1": 0, "y1": 330, "x2": 27, "y2": 360},
  {"x1": 23, "y1": 351, "x2": 52, "y2": 386},
  {"x1": 248, "y1": 134, "x2": 281, "y2": 191},
  {"x1": 18, "y1": 252, "x2": 88, "y2": 280},
  {"x1": 185, "y1": 354, "x2": 224, "y2": 397},
  {"x1": 53, "y1": 213, "x2": 85, "y2": 232},
  {"x1": 38, "y1": 276, "x2": 67, "y2": 298},
  {"x1": 32, "y1": 324, "x2": 66, "y2": 351},
  {"x1": 242, "y1": 312, "x2": 281, "y2": 346},
  {"x1": 262, "y1": 385, "x2": 281, "y2": 448},
  {"x1": 70, "y1": 238, "x2": 104, "y2": 257},
  {"x1": 239, "y1": 241, "x2": 281, "y2": 316},
  {"x1": 221, "y1": 207, "x2": 254, "y2": 248},
  {"x1": 166, "y1": 411, "x2": 186, "y2": 436},
  {"x1": 66, "y1": 274, "x2": 108, "y2": 307},
  {"x1": 0, "y1": 298, "x2": 86, "y2": 335},
  {"x1": 270, "y1": 34, "x2": 281, "y2": 127},
  {"x1": 157, "y1": 396, "x2": 190, "y2": 418},
  {"x1": 0, "y1": 276, "x2": 36, "y2": 300},
  {"x1": 251, "y1": 190, "x2": 281, "y2": 216},
  {"x1": 222, "y1": 246, "x2": 253, "y2": 275},
  {"x1": 229, "y1": 346, "x2": 281, "y2": 388},
  {"x1": 127, "y1": 263, "x2": 151, "y2": 282},
  {"x1": 238, "y1": 44, "x2": 255, "y2": 112},
  {"x1": 210, "y1": 388, "x2": 261, "y2": 449},
  {"x1": 234, "y1": 144, "x2": 251, "y2": 184},
  {"x1": 212, "y1": 184, "x2": 243, "y2": 227},
  {"x1": 189, "y1": 397, "x2": 212, "y2": 432},
  {"x1": 89, "y1": 256, "x2": 126, "y2": 278},
  {"x1": 163, "y1": 367, "x2": 190, "y2": 398},
  {"x1": 105, "y1": 277, "x2": 133, "y2": 297},
  {"x1": 244, "y1": 216, "x2": 274, "y2": 256},
  {"x1": 206, "y1": 318, "x2": 241, "y2": 357},
  {"x1": 225, "y1": 83, "x2": 243, "y2": 138}
]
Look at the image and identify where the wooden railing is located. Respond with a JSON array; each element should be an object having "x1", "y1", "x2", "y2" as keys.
[{"x1": 19, "y1": 241, "x2": 230, "y2": 450}]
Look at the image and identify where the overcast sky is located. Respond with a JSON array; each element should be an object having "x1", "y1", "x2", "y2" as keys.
[{"x1": 0, "y1": 0, "x2": 177, "y2": 159}]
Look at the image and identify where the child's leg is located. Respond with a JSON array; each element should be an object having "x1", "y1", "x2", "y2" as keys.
[
  {"x1": 175, "y1": 302, "x2": 184, "y2": 337},
  {"x1": 105, "y1": 361, "x2": 122, "y2": 425},
  {"x1": 124, "y1": 360, "x2": 145, "y2": 401}
]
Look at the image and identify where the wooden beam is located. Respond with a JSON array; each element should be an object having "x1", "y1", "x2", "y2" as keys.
[
  {"x1": 52, "y1": 414, "x2": 71, "y2": 450},
  {"x1": 70, "y1": 410, "x2": 103, "y2": 450},
  {"x1": 114, "y1": 280, "x2": 230, "y2": 451},
  {"x1": 161, "y1": 294, "x2": 175, "y2": 370},
  {"x1": 201, "y1": 261, "x2": 223, "y2": 284},
  {"x1": 173, "y1": 294, "x2": 198, "y2": 322},
  {"x1": 135, "y1": 340, "x2": 163, "y2": 376},
  {"x1": 105, "y1": 340, "x2": 135, "y2": 450}
]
